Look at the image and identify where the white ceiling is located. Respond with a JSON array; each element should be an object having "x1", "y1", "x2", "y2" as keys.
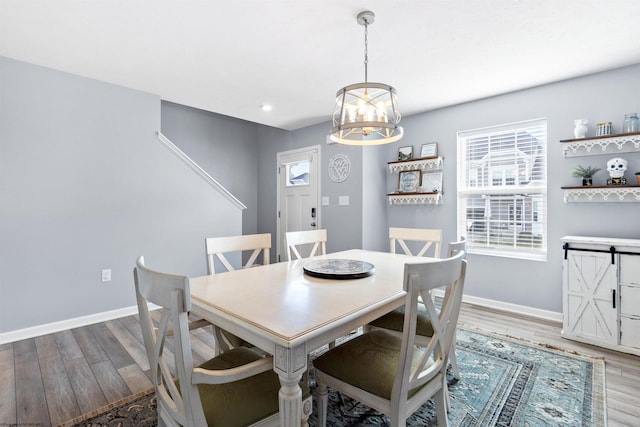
[{"x1": 2, "y1": 0, "x2": 640, "y2": 131}]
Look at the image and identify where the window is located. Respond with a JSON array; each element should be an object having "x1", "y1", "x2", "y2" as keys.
[
  {"x1": 285, "y1": 160, "x2": 310, "y2": 187},
  {"x1": 457, "y1": 119, "x2": 547, "y2": 261}
]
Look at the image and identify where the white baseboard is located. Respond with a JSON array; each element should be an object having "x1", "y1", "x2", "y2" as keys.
[
  {"x1": 432, "y1": 290, "x2": 563, "y2": 323},
  {"x1": 0, "y1": 305, "x2": 141, "y2": 345},
  {"x1": 0, "y1": 293, "x2": 562, "y2": 345}
]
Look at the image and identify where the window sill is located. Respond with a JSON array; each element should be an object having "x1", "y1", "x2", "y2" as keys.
[{"x1": 467, "y1": 247, "x2": 548, "y2": 262}]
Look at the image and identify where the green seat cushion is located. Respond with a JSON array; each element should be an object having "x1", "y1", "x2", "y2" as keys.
[
  {"x1": 312, "y1": 330, "x2": 430, "y2": 400},
  {"x1": 368, "y1": 304, "x2": 435, "y2": 337},
  {"x1": 194, "y1": 347, "x2": 310, "y2": 426}
]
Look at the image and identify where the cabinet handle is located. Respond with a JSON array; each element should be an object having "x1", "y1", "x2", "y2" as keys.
[
  {"x1": 610, "y1": 246, "x2": 615, "y2": 265},
  {"x1": 612, "y1": 289, "x2": 616, "y2": 309}
]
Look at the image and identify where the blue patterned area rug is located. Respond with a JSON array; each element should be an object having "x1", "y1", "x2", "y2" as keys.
[
  {"x1": 60, "y1": 328, "x2": 606, "y2": 427},
  {"x1": 308, "y1": 328, "x2": 606, "y2": 426}
]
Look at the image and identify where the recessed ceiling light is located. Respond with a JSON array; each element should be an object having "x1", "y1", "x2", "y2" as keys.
[{"x1": 261, "y1": 104, "x2": 273, "y2": 112}]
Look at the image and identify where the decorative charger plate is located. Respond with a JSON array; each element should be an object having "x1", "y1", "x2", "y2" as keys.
[{"x1": 303, "y1": 259, "x2": 375, "y2": 280}]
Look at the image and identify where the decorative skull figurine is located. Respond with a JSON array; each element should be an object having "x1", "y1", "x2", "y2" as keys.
[{"x1": 607, "y1": 157, "x2": 627, "y2": 178}]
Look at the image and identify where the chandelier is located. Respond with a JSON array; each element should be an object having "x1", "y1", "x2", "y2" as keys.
[{"x1": 329, "y1": 11, "x2": 403, "y2": 145}]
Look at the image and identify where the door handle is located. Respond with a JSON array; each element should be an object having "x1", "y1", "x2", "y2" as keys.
[{"x1": 311, "y1": 222, "x2": 316, "y2": 227}]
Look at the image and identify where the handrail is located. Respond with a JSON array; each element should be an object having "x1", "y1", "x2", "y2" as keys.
[{"x1": 156, "y1": 131, "x2": 246, "y2": 210}]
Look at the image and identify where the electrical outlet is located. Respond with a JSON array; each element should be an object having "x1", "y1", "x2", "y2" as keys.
[{"x1": 101, "y1": 269, "x2": 112, "y2": 282}]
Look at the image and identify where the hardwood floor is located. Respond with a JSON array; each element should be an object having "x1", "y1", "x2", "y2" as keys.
[{"x1": 1, "y1": 302, "x2": 639, "y2": 426}]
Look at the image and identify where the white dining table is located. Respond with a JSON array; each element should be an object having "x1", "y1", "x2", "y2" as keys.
[{"x1": 189, "y1": 249, "x2": 433, "y2": 427}]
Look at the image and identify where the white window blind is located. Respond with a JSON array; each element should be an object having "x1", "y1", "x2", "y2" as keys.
[{"x1": 457, "y1": 119, "x2": 547, "y2": 261}]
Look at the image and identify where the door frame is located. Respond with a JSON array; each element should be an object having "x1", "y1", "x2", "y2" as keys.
[{"x1": 276, "y1": 145, "x2": 321, "y2": 262}]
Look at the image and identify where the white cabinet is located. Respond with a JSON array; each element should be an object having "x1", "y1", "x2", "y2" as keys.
[
  {"x1": 561, "y1": 236, "x2": 640, "y2": 355},
  {"x1": 619, "y1": 254, "x2": 640, "y2": 348}
]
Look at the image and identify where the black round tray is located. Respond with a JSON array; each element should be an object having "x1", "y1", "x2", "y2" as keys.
[{"x1": 303, "y1": 259, "x2": 375, "y2": 280}]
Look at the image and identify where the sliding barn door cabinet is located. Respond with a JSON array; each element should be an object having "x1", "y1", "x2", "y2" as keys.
[{"x1": 562, "y1": 236, "x2": 640, "y2": 356}]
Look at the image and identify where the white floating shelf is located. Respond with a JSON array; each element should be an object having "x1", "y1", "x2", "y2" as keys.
[
  {"x1": 387, "y1": 192, "x2": 442, "y2": 206},
  {"x1": 560, "y1": 133, "x2": 640, "y2": 157},
  {"x1": 561, "y1": 186, "x2": 640, "y2": 203},
  {"x1": 388, "y1": 157, "x2": 443, "y2": 173}
]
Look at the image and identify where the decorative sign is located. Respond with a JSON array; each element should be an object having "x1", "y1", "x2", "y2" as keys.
[
  {"x1": 420, "y1": 142, "x2": 438, "y2": 158},
  {"x1": 422, "y1": 172, "x2": 443, "y2": 193},
  {"x1": 328, "y1": 154, "x2": 351, "y2": 182},
  {"x1": 398, "y1": 146, "x2": 413, "y2": 161}
]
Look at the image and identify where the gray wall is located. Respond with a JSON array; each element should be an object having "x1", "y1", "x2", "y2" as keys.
[
  {"x1": 160, "y1": 102, "x2": 260, "y2": 235},
  {"x1": 254, "y1": 122, "x2": 373, "y2": 260},
  {"x1": 0, "y1": 57, "x2": 242, "y2": 334},
  {"x1": 362, "y1": 145, "x2": 391, "y2": 252},
  {"x1": 3, "y1": 53, "x2": 639, "y2": 335},
  {"x1": 171, "y1": 63, "x2": 640, "y2": 315},
  {"x1": 290, "y1": 124, "x2": 367, "y2": 255},
  {"x1": 162, "y1": 111, "x2": 378, "y2": 262},
  {"x1": 255, "y1": 126, "x2": 293, "y2": 260},
  {"x1": 382, "y1": 64, "x2": 640, "y2": 313}
]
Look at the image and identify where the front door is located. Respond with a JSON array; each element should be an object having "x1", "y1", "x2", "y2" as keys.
[{"x1": 276, "y1": 146, "x2": 320, "y2": 262}]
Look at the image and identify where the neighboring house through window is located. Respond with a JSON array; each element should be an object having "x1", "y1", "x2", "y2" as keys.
[{"x1": 457, "y1": 119, "x2": 547, "y2": 261}]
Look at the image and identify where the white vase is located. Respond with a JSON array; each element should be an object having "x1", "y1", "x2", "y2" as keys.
[{"x1": 574, "y1": 119, "x2": 588, "y2": 138}]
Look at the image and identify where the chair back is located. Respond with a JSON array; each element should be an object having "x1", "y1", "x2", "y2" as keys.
[
  {"x1": 285, "y1": 229, "x2": 327, "y2": 261},
  {"x1": 393, "y1": 251, "x2": 467, "y2": 412},
  {"x1": 447, "y1": 237, "x2": 467, "y2": 257},
  {"x1": 134, "y1": 256, "x2": 208, "y2": 426},
  {"x1": 389, "y1": 227, "x2": 442, "y2": 258},
  {"x1": 205, "y1": 233, "x2": 271, "y2": 274}
]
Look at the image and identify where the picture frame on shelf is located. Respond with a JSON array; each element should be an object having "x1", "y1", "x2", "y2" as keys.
[
  {"x1": 420, "y1": 142, "x2": 438, "y2": 158},
  {"x1": 398, "y1": 170, "x2": 422, "y2": 193},
  {"x1": 421, "y1": 171, "x2": 443, "y2": 193},
  {"x1": 398, "y1": 146, "x2": 413, "y2": 161}
]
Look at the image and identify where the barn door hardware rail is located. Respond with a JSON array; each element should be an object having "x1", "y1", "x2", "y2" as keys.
[{"x1": 562, "y1": 243, "x2": 640, "y2": 264}]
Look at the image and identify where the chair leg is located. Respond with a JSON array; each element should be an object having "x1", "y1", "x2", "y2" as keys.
[
  {"x1": 212, "y1": 326, "x2": 232, "y2": 355},
  {"x1": 434, "y1": 388, "x2": 449, "y2": 427},
  {"x1": 443, "y1": 376, "x2": 451, "y2": 412},
  {"x1": 317, "y1": 381, "x2": 329, "y2": 427},
  {"x1": 157, "y1": 406, "x2": 173, "y2": 427},
  {"x1": 450, "y1": 336, "x2": 460, "y2": 380}
]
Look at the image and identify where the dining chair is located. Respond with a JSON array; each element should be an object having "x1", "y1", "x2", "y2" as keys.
[
  {"x1": 134, "y1": 256, "x2": 310, "y2": 427},
  {"x1": 367, "y1": 239, "x2": 468, "y2": 397},
  {"x1": 285, "y1": 229, "x2": 327, "y2": 261},
  {"x1": 205, "y1": 233, "x2": 271, "y2": 274},
  {"x1": 367, "y1": 227, "x2": 444, "y2": 336},
  {"x1": 442, "y1": 238, "x2": 466, "y2": 380},
  {"x1": 447, "y1": 237, "x2": 466, "y2": 258},
  {"x1": 389, "y1": 226, "x2": 442, "y2": 258},
  {"x1": 313, "y1": 251, "x2": 467, "y2": 426},
  {"x1": 205, "y1": 233, "x2": 271, "y2": 353}
]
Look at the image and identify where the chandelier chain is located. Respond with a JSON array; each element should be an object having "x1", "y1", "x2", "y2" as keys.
[{"x1": 363, "y1": 17, "x2": 368, "y2": 83}]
